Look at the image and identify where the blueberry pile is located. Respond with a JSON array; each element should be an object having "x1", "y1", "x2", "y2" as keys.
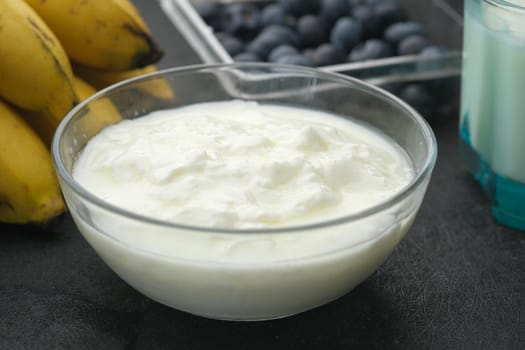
[
  {"x1": 191, "y1": 0, "x2": 457, "y2": 121},
  {"x1": 192, "y1": 0, "x2": 447, "y2": 67}
]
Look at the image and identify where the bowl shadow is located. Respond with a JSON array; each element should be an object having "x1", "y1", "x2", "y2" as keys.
[{"x1": 132, "y1": 279, "x2": 408, "y2": 350}]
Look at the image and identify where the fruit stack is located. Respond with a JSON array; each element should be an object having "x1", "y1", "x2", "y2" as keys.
[{"x1": 0, "y1": 0, "x2": 166, "y2": 226}]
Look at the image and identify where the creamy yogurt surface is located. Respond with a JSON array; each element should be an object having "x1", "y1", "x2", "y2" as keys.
[{"x1": 73, "y1": 100, "x2": 414, "y2": 229}]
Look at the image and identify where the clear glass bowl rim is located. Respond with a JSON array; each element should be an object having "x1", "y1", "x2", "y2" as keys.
[{"x1": 52, "y1": 62, "x2": 438, "y2": 235}]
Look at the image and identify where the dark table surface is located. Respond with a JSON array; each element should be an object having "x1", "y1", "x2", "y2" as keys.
[{"x1": 2, "y1": 1, "x2": 525, "y2": 349}]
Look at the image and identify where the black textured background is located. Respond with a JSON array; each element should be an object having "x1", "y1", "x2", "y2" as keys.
[{"x1": 2, "y1": 1, "x2": 525, "y2": 349}]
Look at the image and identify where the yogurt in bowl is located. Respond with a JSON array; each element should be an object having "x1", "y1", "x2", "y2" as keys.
[{"x1": 53, "y1": 63, "x2": 436, "y2": 320}]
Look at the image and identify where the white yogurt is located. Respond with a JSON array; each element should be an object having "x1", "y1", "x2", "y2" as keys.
[
  {"x1": 70, "y1": 100, "x2": 422, "y2": 320},
  {"x1": 74, "y1": 100, "x2": 413, "y2": 229}
]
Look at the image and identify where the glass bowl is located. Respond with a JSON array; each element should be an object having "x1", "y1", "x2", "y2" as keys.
[{"x1": 52, "y1": 63, "x2": 437, "y2": 321}]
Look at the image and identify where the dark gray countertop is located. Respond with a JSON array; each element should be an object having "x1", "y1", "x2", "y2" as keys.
[{"x1": 1, "y1": 1, "x2": 524, "y2": 349}]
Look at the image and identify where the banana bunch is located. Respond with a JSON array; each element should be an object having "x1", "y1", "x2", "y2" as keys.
[{"x1": 0, "y1": 0, "x2": 169, "y2": 225}]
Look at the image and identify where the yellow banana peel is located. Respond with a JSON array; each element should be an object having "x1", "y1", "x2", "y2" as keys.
[
  {"x1": 0, "y1": 0, "x2": 79, "y2": 120},
  {"x1": 21, "y1": 76, "x2": 122, "y2": 147},
  {"x1": 24, "y1": 0, "x2": 163, "y2": 71},
  {"x1": 73, "y1": 76, "x2": 122, "y2": 140},
  {"x1": 74, "y1": 64, "x2": 175, "y2": 101},
  {"x1": 0, "y1": 99, "x2": 65, "y2": 225}
]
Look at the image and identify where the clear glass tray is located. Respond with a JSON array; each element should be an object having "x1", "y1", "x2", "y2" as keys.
[{"x1": 159, "y1": 0, "x2": 463, "y2": 85}]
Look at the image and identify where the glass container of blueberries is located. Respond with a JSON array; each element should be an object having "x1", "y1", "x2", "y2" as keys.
[{"x1": 160, "y1": 0, "x2": 463, "y2": 123}]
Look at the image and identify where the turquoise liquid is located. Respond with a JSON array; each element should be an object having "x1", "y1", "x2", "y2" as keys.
[{"x1": 460, "y1": 0, "x2": 525, "y2": 230}]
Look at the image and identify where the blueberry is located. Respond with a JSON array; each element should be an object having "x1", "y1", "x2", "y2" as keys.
[
  {"x1": 262, "y1": 25, "x2": 300, "y2": 46},
  {"x1": 397, "y1": 83, "x2": 434, "y2": 116},
  {"x1": 275, "y1": 54, "x2": 315, "y2": 67},
  {"x1": 330, "y1": 17, "x2": 362, "y2": 53},
  {"x1": 233, "y1": 52, "x2": 263, "y2": 62},
  {"x1": 374, "y1": 0, "x2": 407, "y2": 29},
  {"x1": 417, "y1": 46, "x2": 448, "y2": 71},
  {"x1": 384, "y1": 21, "x2": 425, "y2": 45},
  {"x1": 320, "y1": 0, "x2": 351, "y2": 25},
  {"x1": 420, "y1": 45, "x2": 447, "y2": 57},
  {"x1": 215, "y1": 32, "x2": 244, "y2": 56},
  {"x1": 279, "y1": 0, "x2": 319, "y2": 16},
  {"x1": 352, "y1": 5, "x2": 382, "y2": 39},
  {"x1": 247, "y1": 25, "x2": 299, "y2": 59},
  {"x1": 303, "y1": 48, "x2": 316, "y2": 61},
  {"x1": 398, "y1": 35, "x2": 429, "y2": 55},
  {"x1": 261, "y1": 4, "x2": 295, "y2": 28},
  {"x1": 349, "y1": 39, "x2": 393, "y2": 62},
  {"x1": 297, "y1": 15, "x2": 327, "y2": 48},
  {"x1": 268, "y1": 45, "x2": 299, "y2": 62},
  {"x1": 220, "y1": 4, "x2": 260, "y2": 39},
  {"x1": 312, "y1": 43, "x2": 346, "y2": 66},
  {"x1": 193, "y1": 0, "x2": 223, "y2": 29},
  {"x1": 247, "y1": 35, "x2": 281, "y2": 59}
]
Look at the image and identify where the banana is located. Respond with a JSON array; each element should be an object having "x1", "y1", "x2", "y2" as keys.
[
  {"x1": 24, "y1": 0, "x2": 163, "y2": 71},
  {"x1": 0, "y1": 0, "x2": 78, "y2": 120},
  {"x1": 0, "y1": 99, "x2": 65, "y2": 225},
  {"x1": 21, "y1": 76, "x2": 122, "y2": 147},
  {"x1": 72, "y1": 76, "x2": 122, "y2": 140},
  {"x1": 74, "y1": 64, "x2": 175, "y2": 101}
]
